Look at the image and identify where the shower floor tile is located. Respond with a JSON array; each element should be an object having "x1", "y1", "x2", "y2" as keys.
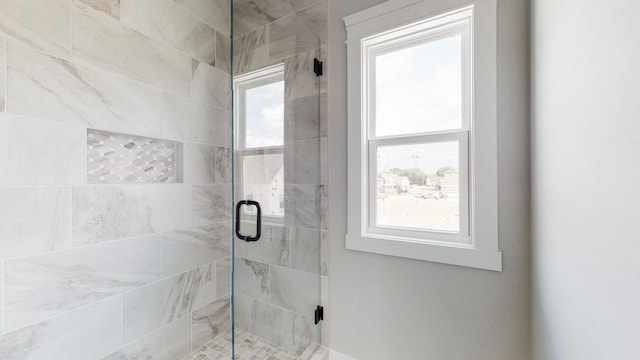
[{"x1": 184, "y1": 328, "x2": 304, "y2": 360}]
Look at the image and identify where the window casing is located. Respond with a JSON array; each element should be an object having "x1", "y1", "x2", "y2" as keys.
[{"x1": 345, "y1": 0, "x2": 501, "y2": 271}]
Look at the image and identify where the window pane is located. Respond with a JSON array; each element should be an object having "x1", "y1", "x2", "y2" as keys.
[
  {"x1": 243, "y1": 153, "x2": 284, "y2": 217},
  {"x1": 245, "y1": 81, "x2": 284, "y2": 148},
  {"x1": 375, "y1": 34, "x2": 462, "y2": 136},
  {"x1": 376, "y1": 142, "x2": 460, "y2": 233}
]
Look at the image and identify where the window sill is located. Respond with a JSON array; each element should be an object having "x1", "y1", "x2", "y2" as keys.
[{"x1": 345, "y1": 233, "x2": 502, "y2": 271}]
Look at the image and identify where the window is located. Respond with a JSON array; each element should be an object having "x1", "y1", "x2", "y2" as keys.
[
  {"x1": 345, "y1": 0, "x2": 501, "y2": 271},
  {"x1": 235, "y1": 64, "x2": 285, "y2": 220}
]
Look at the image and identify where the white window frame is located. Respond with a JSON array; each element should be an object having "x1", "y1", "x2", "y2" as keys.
[
  {"x1": 234, "y1": 64, "x2": 285, "y2": 224},
  {"x1": 344, "y1": 0, "x2": 501, "y2": 271}
]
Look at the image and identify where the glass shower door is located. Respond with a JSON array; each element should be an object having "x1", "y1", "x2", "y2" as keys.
[{"x1": 231, "y1": 14, "x2": 324, "y2": 358}]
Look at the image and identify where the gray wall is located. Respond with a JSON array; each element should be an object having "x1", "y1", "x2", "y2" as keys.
[
  {"x1": 0, "y1": 0, "x2": 231, "y2": 358},
  {"x1": 327, "y1": 0, "x2": 531, "y2": 358},
  {"x1": 531, "y1": 0, "x2": 640, "y2": 358}
]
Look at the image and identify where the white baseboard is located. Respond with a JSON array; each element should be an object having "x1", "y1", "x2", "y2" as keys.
[{"x1": 329, "y1": 349, "x2": 357, "y2": 360}]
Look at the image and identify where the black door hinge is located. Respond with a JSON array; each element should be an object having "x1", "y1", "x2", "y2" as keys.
[
  {"x1": 314, "y1": 58, "x2": 323, "y2": 77},
  {"x1": 314, "y1": 305, "x2": 324, "y2": 324}
]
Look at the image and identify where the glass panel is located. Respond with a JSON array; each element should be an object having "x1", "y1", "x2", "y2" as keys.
[
  {"x1": 376, "y1": 142, "x2": 460, "y2": 233},
  {"x1": 245, "y1": 81, "x2": 285, "y2": 148},
  {"x1": 242, "y1": 153, "x2": 284, "y2": 217},
  {"x1": 375, "y1": 34, "x2": 462, "y2": 137}
]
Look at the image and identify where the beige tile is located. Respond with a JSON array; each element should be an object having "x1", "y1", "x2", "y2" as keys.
[
  {"x1": 173, "y1": 0, "x2": 230, "y2": 36},
  {"x1": 191, "y1": 60, "x2": 231, "y2": 110},
  {"x1": 79, "y1": 0, "x2": 121, "y2": 19}
]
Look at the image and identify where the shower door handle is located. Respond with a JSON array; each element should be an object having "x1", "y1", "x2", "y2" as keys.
[{"x1": 235, "y1": 200, "x2": 262, "y2": 242}]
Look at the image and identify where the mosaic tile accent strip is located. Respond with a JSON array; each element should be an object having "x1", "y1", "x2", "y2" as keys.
[
  {"x1": 184, "y1": 328, "x2": 323, "y2": 360},
  {"x1": 87, "y1": 129, "x2": 182, "y2": 183}
]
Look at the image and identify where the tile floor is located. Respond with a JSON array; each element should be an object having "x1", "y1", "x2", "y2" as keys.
[{"x1": 184, "y1": 328, "x2": 324, "y2": 360}]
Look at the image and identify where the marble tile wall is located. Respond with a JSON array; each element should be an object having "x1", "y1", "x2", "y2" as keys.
[
  {"x1": 232, "y1": 0, "x2": 329, "y2": 354},
  {"x1": 0, "y1": 0, "x2": 232, "y2": 358}
]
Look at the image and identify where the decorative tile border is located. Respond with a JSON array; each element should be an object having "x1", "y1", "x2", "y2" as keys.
[{"x1": 87, "y1": 129, "x2": 183, "y2": 184}]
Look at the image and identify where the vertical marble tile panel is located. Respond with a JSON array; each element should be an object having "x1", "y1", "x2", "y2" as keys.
[
  {"x1": 216, "y1": 33, "x2": 231, "y2": 73},
  {"x1": 7, "y1": 44, "x2": 166, "y2": 137},
  {"x1": 233, "y1": 0, "x2": 293, "y2": 36},
  {"x1": 270, "y1": 265, "x2": 319, "y2": 315},
  {"x1": 285, "y1": 139, "x2": 321, "y2": 184},
  {"x1": 122, "y1": 0, "x2": 217, "y2": 65},
  {"x1": 192, "y1": 184, "x2": 232, "y2": 226},
  {"x1": 122, "y1": 263, "x2": 216, "y2": 343},
  {"x1": 0, "y1": 40, "x2": 5, "y2": 112},
  {"x1": 285, "y1": 49, "x2": 320, "y2": 101},
  {"x1": 79, "y1": 0, "x2": 121, "y2": 19},
  {"x1": 0, "y1": 187, "x2": 72, "y2": 260},
  {"x1": 284, "y1": 184, "x2": 321, "y2": 229},
  {"x1": 184, "y1": 143, "x2": 216, "y2": 184},
  {"x1": 233, "y1": 26, "x2": 270, "y2": 75},
  {"x1": 287, "y1": 94, "x2": 326, "y2": 141},
  {"x1": 235, "y1": 224, "x2": 289, "y2": 267},
  {"x1": 72, "y1": 2, "x2": 192, "y2": 96},
  {"x1": 251, "y1": 300, "x2": 315, "y2": 355},
  {"x1": 72, "y1": 185, "x2": 191, "y2": 245},
  {"x1": 192, "y1": 297, "x2": 231, "y2": 349},
  {"x1": 173, "y1": 0, "x2": 230, "y2": 36},
  {"x1": 215, "y1": 147, "x2": 232, "y2": 183},
  {"x1": 216, "y1": 258, "x2": 231, "y2": 297},
  {"x1": 289, "y1": 227, "x2": 321, "y2": 275},
  {"x1": 102, "y1": 316, "x2": 191, "y2": 360},
  {"x1": 162, "y1": 222, "x2": 230, "y2": 277},
  {"x1": 0, "y1": 0, "x2": 70, "y2": 58},
  {"x1": 191, "y1": 61, "x2": 232, "y2": 110},
  {"x1": 0, "y1": 113, "x2": 84, "y2": 186},
  {"x1": 233, "y1": 293, "x2": 253, "y2": 332},
  {"x1": 0, "y1": 296, "x2": 121, "y2": 360},
  {"x1": 162, "y1": 92, "x2": 230, "y2": 147},
  {"x1": 4, "y1": 234, "x2": 160, "y2": 331},
  {"x1": 235, "y1": 258, "x2": 270, "y2": 301}
]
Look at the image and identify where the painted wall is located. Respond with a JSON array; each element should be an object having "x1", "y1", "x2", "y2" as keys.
[
  {"x1": 327, "y1": 0, "x2": 531, "y2": 358},
  {"x1": 0, "y1": 0, "x2": 231, "y2": 358},
  {"x1": 531, "y1": 0, "x2": 640, "y2": 358}
]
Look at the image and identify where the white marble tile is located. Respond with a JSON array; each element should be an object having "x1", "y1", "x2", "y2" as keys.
[
  {"x1": 235, "y1": 224, "x2": 289, "y2": 267},
  {"x1": 79, "y1": 0, "x2": 121, "y2": 19},
  {"x1": 251, "y1": 300, "x2": 315, "y2": 355},
  {"x1": 216, "y1": 258, "x2": 230, "y2": 297},
  {"x1": 289, "y1": 227, "x2": 321, "y2": 275},
  {"x1": 285, "y1": 48, "x2": 321, "y2": 101},
  {"x1": 233, "y1": 25, "x2": 270, "y2": 75},
  {"x1": 191, "y1": 60, "x2": 231, "y2": 110},
  {"x1": 270, "y1": 265, "x2": 319, "y2": 315},
  {"x1": 233, "y1": 0, "x2": 292, "y2": 37},
  {"x1": 285, "y1": 139, "x2": 321, "y2": 184},
  {"x1": 0, "y1": 113, "x2": 84, "y2": 186},
  {"x1": 72, "y1": 184, "x2": 191, "y2": 245},
  {"x1": 233, "y1": 293, "x2": 252, "y2": 332},
  {"x1": 269, "y1": 8, "x2": 322, "y2": 62},
  {"x1": 287, "y1": 93, "x2": 326, "y2": 141},
  {"x1": 216, "y1": 33, "x2": 231, "y2": 73},
  {"x1": 0, "y1": 187, "x2": 72, "y2": 260},
  {"x1": 122, "y1": 263, "x2": 216, "y2": 343},
  {"x1": 0, "y1": 40, "x2": 5, "y2": 112},
  {"x1": 0, "y1": 0, "x2": 70, "y2": 58},
  {"x1": 7, "y1": 43, "x2": 166, "y2": 137},
  {"x1": 173, "y1": 0, "x2": 230, "y2": 36},
  {"x1": 284, "y1": 184, "x2": 321, "y2": 229},
  {"x1": 184, "y1": 143, "x2": 216, "y2": 184},
  {"x1": 162, "y1": 92, "x2": 230, "y2": 147},
  {"x1": 192, "y1": 185, "x2": 232, "y2": 226},
  {"x1": 235, "y1": 258, "x2": 270, "y2": 301},
  {"x1": 103, "y1": 316, "x2": 191, "y2": 360},
  {"x1": 4, "y1": 235, "x2": 160, "y2": 332},
  {"x1": 72, "y1": 2, "x2": 192, "y2": 96},
  {"x1": 0, "y1": 296, "x2": 121, "y2": 360},
  {"x1": 192, "y1": 297, "x2": 230, "y2": 349},
  {"x1": 289, "y1": 0, "x2": 322, "y2": 12},
  {"x1": 162, "y1": 222, "x2": 230, "y2": 277},
  {"x1": 122, "y1": 0, "x2": 217, "y2": 65},
  {"x1": 215, "y1": 147, "x2": 231, "y2": 184}
]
